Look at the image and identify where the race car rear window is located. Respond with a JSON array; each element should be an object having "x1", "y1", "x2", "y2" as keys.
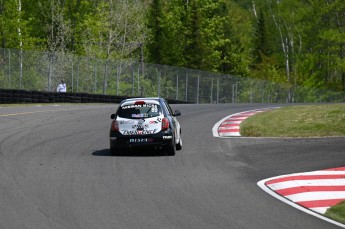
[{"x1": 117, "y1": 103, "x2": 162, "y2": 119}]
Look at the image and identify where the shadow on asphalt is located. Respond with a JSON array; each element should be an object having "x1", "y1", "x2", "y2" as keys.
[{"x1": 92, "y1": 148, "x2": 172, "y2": 157}]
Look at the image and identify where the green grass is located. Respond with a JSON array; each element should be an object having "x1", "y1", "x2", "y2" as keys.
[
  {"x1": 325, "y1": 201, "x2": 345, "y2": 224},
  {"x1": 240, "y1": 104, "x2": 345, "y2": 137}
]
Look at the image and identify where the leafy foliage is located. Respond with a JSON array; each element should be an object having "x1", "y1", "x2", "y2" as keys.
[{"x1": 0, "y1": 0, "x2": 345, "y2": 99}]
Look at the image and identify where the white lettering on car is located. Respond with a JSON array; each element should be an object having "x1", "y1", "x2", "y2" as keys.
[
  {"x1": 122, "y1": 104, "x2": 142, "y2": 109},
  {"x1": 122, "y1": 104, "x2": 159, "y2": 109},
  {"x1": 129, "y1": 138, "x2": 153, "y2": 143},
  {"x1": 119, "y1": 120, "x2": 136, "y2": 124},
  {"x1": 131, "y1": 124, "x2": 149, "y2": 129},
  {"x1": 122, "y1": 129, "x2": 158, "y2": 135},
  {"x1": 132, "y1": 113, "x2": 148, "y2": 118}
]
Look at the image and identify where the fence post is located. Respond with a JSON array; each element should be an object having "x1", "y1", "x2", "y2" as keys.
[
  {"x1": 131, "y1": 63, "x2": 135, "y2": 96},
  {"x1": 197, "y1": 75, "x2": 200, "y2": 104},
  {"x1": 137, "y1": 64, "x2": 140, "y2": 96},
  {"x1": 19, "y1": 49, "x2": 23, "y2": 89},
  {"x1": 232, "y1": 84, "x2": 235, "y2": 104},
  {"x1": 158, "y1": 70, "x2": 161, "y2": 97},
  {"x1": 261, "y1": 86, "x2": 264, "y2": 103},
  {"x1": 217, "y1": 77, "x2": 219, "y2": 104},
  {"x1": 235, "y1": 83, "x2": 238, "y2": 103},
  {"x1": 48, "y1": 52, "x2": 53, "y2": 92},
  {"x1": 176, "y1": 74, "x2": 179, "y2": 100},
  {"x1": 232, "y1": 83, "x2": 238, "y2": 103},
  {"x1": 77, "y1": 59, "x2": 80, "y2": 93},
  {"x1": 210, "y1": 77, "x2": 213, "y2": 103},
  {"x1": 116, "y1": 63, "x2": 120, "y2": 96},
  {"x1": 71, "y1": 59, "x2": 74, "y2": 92},
  {"x1": 94, "y1": 61, "x2": 97, "y2": 93},
  {"x1": 185, "y1": 72, "x2": 188, "y2": 102},
  {"x1": 250, "y1": 88, "x2": 253, "y2": 103},
  {"x1": 8, "y1": 49, "x2": 11, "y2": 88}
]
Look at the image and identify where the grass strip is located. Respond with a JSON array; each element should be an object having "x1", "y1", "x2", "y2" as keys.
[
  {"x1": 325, "y1": 201, "x2": 345, "y2": 224},
  {"x1": 240, "y1": 104, "x2": 345, "y2": 137}
]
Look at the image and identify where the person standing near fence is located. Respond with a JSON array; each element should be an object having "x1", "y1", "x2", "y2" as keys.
[{"x1": 57, "y1": 79, "x2": 67, "y2": 92}]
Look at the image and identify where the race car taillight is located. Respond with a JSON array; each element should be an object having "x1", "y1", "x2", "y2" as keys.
[
  {"x1": 162, "y1": 117, "x2": 169, "y2": 130},
  {"x1": 111, "y1": 120, "x2": 119, "y2": 132}
]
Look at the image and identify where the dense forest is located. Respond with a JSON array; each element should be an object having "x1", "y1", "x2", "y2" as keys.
[{"x1": 0, "y1": 0, "x2": 345, "y2": 99}]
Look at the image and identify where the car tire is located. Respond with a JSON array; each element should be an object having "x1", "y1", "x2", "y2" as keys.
[
  {"x1": 166, "y1": 138, "x2": 176, "y2": 156},
  {"x1": 167, "y1": 145, "x2": 176, "y2": 156},
  {"x1": 110, "y1": 146, "x2": 118, "y2": 156},
  {"x1": 176, "y1": 138, "x2": 182, "y2": 151}
]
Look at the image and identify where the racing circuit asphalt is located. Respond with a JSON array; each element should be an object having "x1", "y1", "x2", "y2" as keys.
[{"x1": 0, "y1": 103, "x2": 344, "y2": 229}]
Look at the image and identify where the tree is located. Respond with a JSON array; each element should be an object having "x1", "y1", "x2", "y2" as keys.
[
  {"x1": 0, "y1": 0, "x2": 30, "y2": 49},
  {"x1": 146, "y1": 0, "x2": 164, "y2": 64},
  {"x1": 304, "y1": 0, "x2": 345, "y2": 92},
  {"x1": 81, "y1": 0, "x2": 148, "y2": 94},
  {"x1": 146, "y1": 0, "x2": 255, "y2": 76},
  {"x1": 217, "y1": 0, "x2": 253, "y2": 76}
]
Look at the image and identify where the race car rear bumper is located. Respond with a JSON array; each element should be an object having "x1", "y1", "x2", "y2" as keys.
[{"x1": 109, "y1": 130, "x2": 174, "y2": 151}]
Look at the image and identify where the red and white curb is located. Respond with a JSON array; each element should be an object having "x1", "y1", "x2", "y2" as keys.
[
  {"x1": 212, "y1": 107, "x2": 280, "y2": 137},
  {"x1": 258, "y1": 167, "x2": 345, "y2": 228}
]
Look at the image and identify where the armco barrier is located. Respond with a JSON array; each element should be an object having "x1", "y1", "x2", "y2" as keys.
[{"x1": 0, "y1": 89, "x2": 189, "y2": 105}]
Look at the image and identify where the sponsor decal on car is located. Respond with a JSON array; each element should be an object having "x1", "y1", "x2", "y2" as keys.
[
  {"x1": 122, "y1": 129, "x2": 158, "y2": 135},
  {"x1": 119, "y1": 120, "x2": 136, "y2": 124},
  {"x1": 132, "y1": 113, "x2": 149, "y2": 118},
  {"x1": 163, "y1": 136, "x2": 172, "y2": 139},
  {"x1": 122, "y1": 104, "x2": 158, "y2": 109},
  {"x1": 129, "y1": 138, "x2": 154, "y2": 143},
  {"x1": 131, "y1": 124, "x2": 149, "y2": 129},
  {"x1": 121, "y1": 104, "x2": 142, "y2": 109}
]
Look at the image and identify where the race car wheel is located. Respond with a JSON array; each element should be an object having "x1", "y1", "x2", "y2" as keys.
[
  {"x1": 166, "y1": 144, "x2": 176, "y2": 156},
  {"x1": 166, "y1": 137, "x2": 176, "y2": 156},
  {"x1": 176, "y1": 138, "x2": 182, "y2": 151},
  {"x1": 110, "y1": 146, "x2": 118, "y2": 156}
]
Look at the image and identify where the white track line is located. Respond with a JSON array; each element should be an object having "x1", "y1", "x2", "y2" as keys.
[
  {"x1": 258, "y1": 173, "x2": 345, "y2": 228},
  {"x1": 212, "y1": 107, "x2": 280, "y2": 138}
]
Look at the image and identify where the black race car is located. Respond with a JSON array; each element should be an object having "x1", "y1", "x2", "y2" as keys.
[{"x1": 110, "y1": 98, "x2": 182, "y2": 155}]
